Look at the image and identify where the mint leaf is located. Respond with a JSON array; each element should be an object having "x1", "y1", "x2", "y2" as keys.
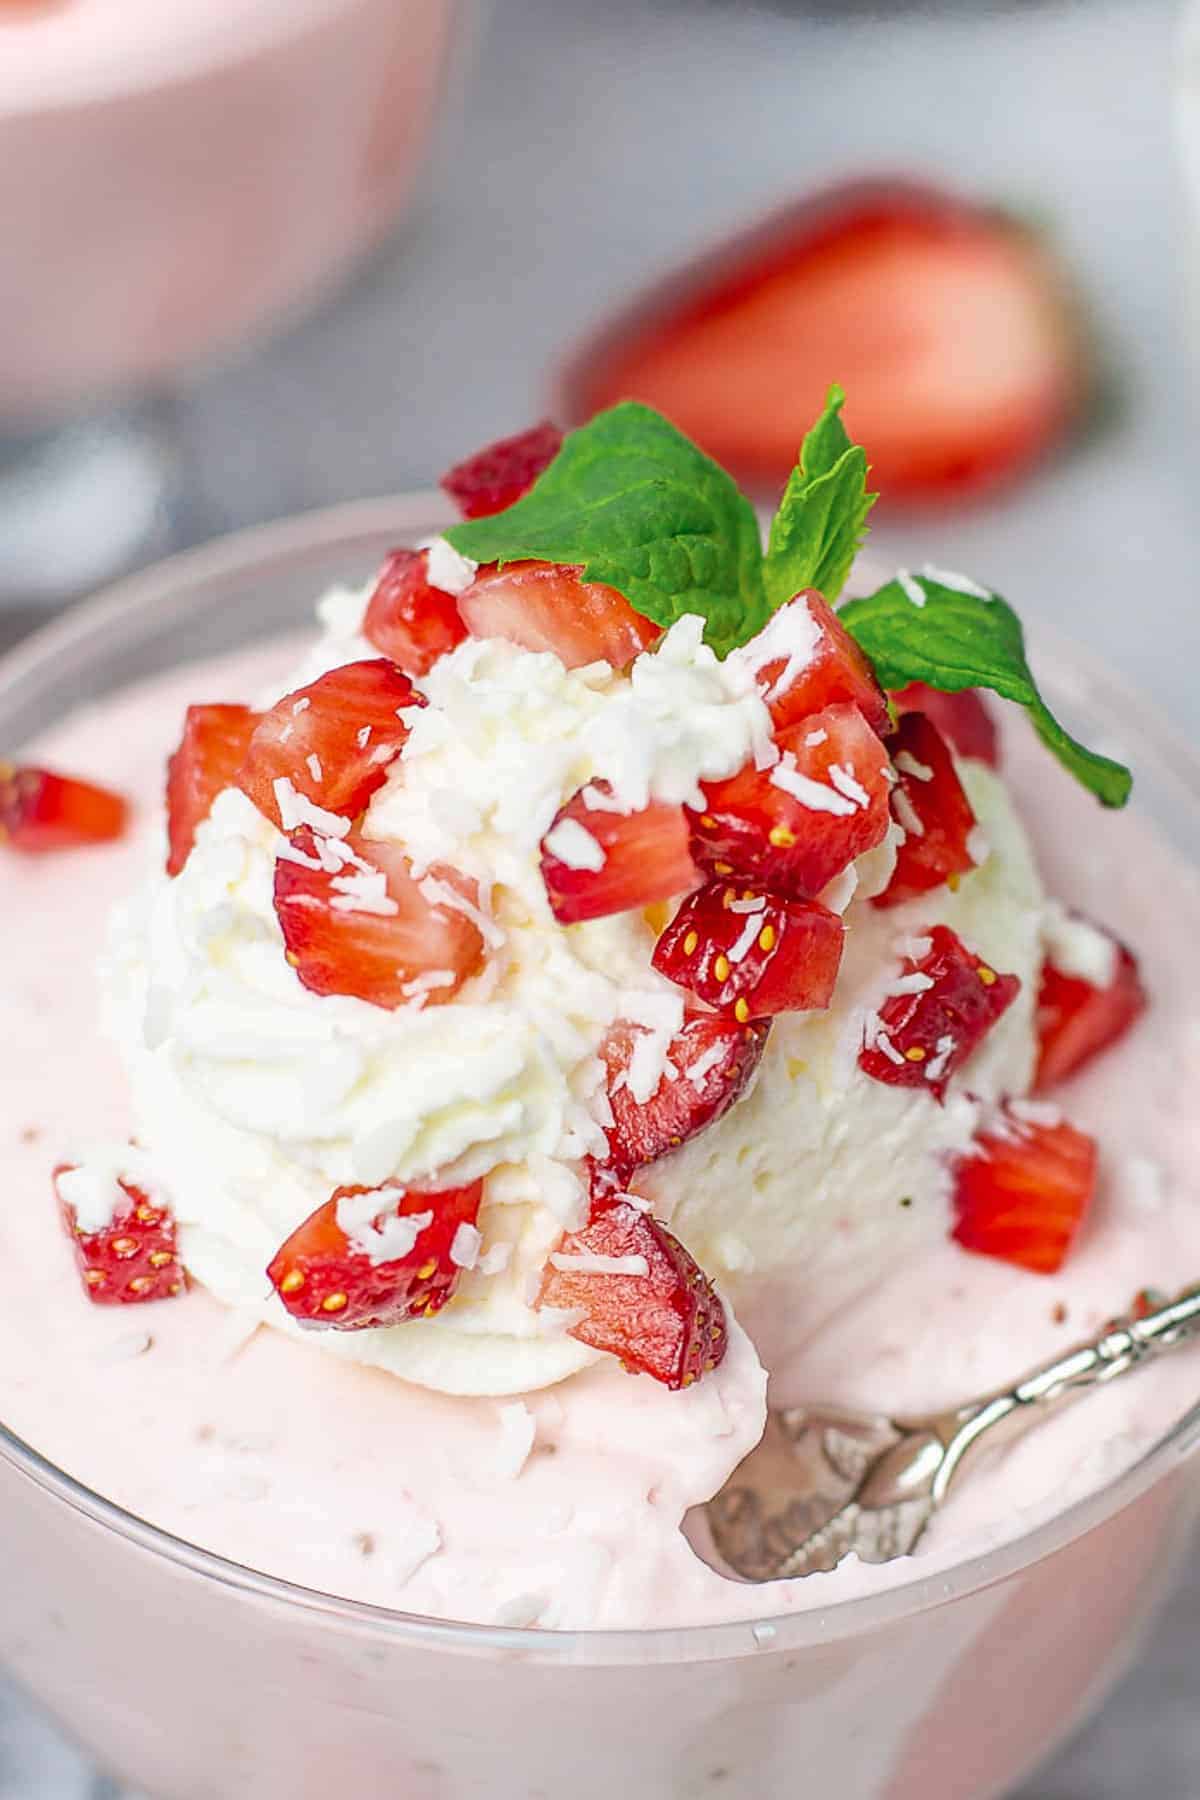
[
  {"x1": 444, "y1": 403, "x2": 767, "y2": 657},
  {"x1": 763, "y1": 384, "x2": 877, "y2": 611},
  {"x1": 838, "y1": 571, "x2": 1132, "y2": 808}
]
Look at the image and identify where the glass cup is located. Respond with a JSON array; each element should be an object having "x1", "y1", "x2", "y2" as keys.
[{"x1": 2, "y1": 499, "x2": 1199, "y2": 1800}]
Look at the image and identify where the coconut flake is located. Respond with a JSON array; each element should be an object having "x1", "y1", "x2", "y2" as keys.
[
  {"x1": 543, "y1": 818, "x2": 606, "y2": 872},
  {"x1": 334, "y1": 1189, "x2": 434, "y2": 1266},
  {"x1": 920, "y1": 563, "x2": 994, "y2": 601},
  {"x1": 450, "y1": 1222, "x2": 483, "y2": 1270},
  {"x1": 425, "y1": 537, "x2": 479, "y2": 597},
  {"x1": 896, "y1": 569, "x2": 927, "y2": 608},
  {"x1": 828, "y1": 763, "x2": 869, "y2": 808},
  {"x1": 770, "y1": 755, "x2": 858, "y2": 817},
  {"x1": 891, "y1": 787, "x2": 925, "y2": 839},
  {"x1": 273, "y1": 777, "x2": 351, "y2": 839},
  {"x1": 548, "y1": 1251, "x2": 650, "y2": 1278},
  {"x1": 895, "y1": 750, "x2": 934, "y2": 782}
]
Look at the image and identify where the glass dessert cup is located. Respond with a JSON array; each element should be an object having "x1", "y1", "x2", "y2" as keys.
[{"x1": 3, "y1": 499, "x2": 1200, "y2": 1800}]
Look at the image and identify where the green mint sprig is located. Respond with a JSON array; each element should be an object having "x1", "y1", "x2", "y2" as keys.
[{"x1": 763, "y1": 383, "x2": 876, "y2": 609}]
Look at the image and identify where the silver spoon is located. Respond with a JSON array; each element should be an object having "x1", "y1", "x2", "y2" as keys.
[{"x1": 703, "y1": 1283, "x2": 1200, "y2": 1582}]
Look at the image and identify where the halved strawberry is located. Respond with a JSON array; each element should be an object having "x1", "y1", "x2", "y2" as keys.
[
  {"x1": 362, "y1": 548, "x2": 468, "y2": 676},
  {"x1": 735, "y1": 590, "x2": 889, "y2": 737},
  {"x1": 859, "y1": 924, "x2": 1020, "y2": 1099},
  {"x1": 561, "y1": 179, "x2": 1084, "y2": 504},
  {"x1": 274, "y1": 826, "x2": 486, "y2": 1010},
  {"x1": 892, "y1": 682, "x2": 999, "y2": 767},
  {"x1": 952, "y1": 1107, "x2": 1098, "y2": 1274},
  {"x1": 237, "y1": 659, "x2": 418, "y2": 832},
  {"x1": 1035, "y1": 928, "x2": 1147, "y2": 1090},
  {"x1": 268, "y1": 1177, "x2": 483, "y2": 1329},
  {"x1": 691, "y1": 702, "x2": 890, "y2": 899},
  {"x1": 457, "y1": 560, "x2": 661, "y2": 670},
  {"x1": 540, "y1": 781, "x2": 698, "y2": 924},
  {"x1": 600, "y1": 1010, "x2": 769, "y2": 1185},
  {"x1": 0, "y1": 764, "x2": 127, "y2": 854},
  {"x1": 165, "y1": 704, "x2": 260, "y2": 877},
  {"x1": 55, "y1": 1165, "x2": 185, "y2": 1305},
  {"x1": 440, "y1": 421, "x2": 564, "y2": 519},
  {"x1": 538, "y1": 1195, "x2": 727, "y2": 1389},
  {"x1": 652, "y1": 882, "x2": 844, "y2": 1019},
  {"x1": 874, "y1": 712, "x2": 979, "y2": 909}
]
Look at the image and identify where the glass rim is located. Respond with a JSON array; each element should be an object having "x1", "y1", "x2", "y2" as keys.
[{"x1": 4, "y1": 492, "x2": 1200, "y2": 1668}]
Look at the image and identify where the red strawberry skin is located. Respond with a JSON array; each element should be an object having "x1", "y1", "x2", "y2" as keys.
[
  {"x1": 892, "y1": 682, "x2": 999, "y2": 767},
  {"x1": 362, "y1": 548, "x2": 468, "y2": 677},
  {"x1": 55, "y1": 1166, "x2": 185, "y2": 1305},
  {"x1": 1035, "y1": 931, "x2": 1147, "y2": 1090},
  {"x1": 274, "y1": 827, "x2": 486, "y2": 1011},
  {"x1": 952, "y1": 1108, "x2": 1098, "y2": 1274},
  {"x1": 237, "y1": 659, "x2": 418, "y2": 832},
  {"x1": 600, "y1": 1011, "x2": 769, "y2": 1185},
  {"x1": 538, "y1": 1195, "x2": 727, "y2": 1389},
  {"x1": 165, "y1": 704, "x2": 260, "y2": 877},
  {"x1": 652, "y1": 882, "x2": 844, "y2": 1019},
  {"x1": 457, "y1": 559, "x2": 661, "y2": 671},
  {"x1": 561, "y1": 179, "x2": 1083, "y2": 505},
  {"x1": 540, "y1": 782, "x2": 698, "y2": 924},
  {"x1": 691, "y1": 702, "x2": 890, "y2": 900},
  {"x1": 0, "y1": 764, "x2": 127, "y2": 854},
  {"x1": 859, "y1": 924, "x2": 1020, "y2": 1099},
  {"x1": 874, "y1": 711, "x2": 979, "y2": 909},
  {"x1": 268, "y1": 1179, "x2": 483, "y2": 1329},
  {"x1": 441, "y1": 420, "x2": 564, "y2": 519},
  {"x1": 740, "y1": 590, "x2": 889, "y2": 737}
]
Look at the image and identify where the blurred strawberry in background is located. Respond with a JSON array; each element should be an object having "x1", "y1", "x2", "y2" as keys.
[{"x1": 560, "y1": 180, "x2": 1088, "y2": 508}]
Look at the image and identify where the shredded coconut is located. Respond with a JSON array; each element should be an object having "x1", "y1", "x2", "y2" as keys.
[
  {"x1": 548, "y1": 1251, "x2": 651, "y2": 1278},
  {"x1": 334, "y1": 1190, "x2": 434, "y2": 1266},
  {"x1": 770, "y1": 755, "x2": 859, "y2": 817},
  {"x1": 897, "y1": 570, "x2": 927, "y2": 608},
  {"x1": 543, "y1": 818, "x2": 606, "y2": 872},
  {"x1": 892, "y1": 787, "x2": 925, "y2": 839},
  {"x1": 920, "y1": 563, "x2": 994, "y2": 601},
  {"x1": 273, "y1": 777, "x2": 351, "y2": 839},
  {"x1": 895, "y1": 750, "x2": 934, "y2": 782},
  {"x1": 425, "y1": 537, "x2": 479, "y2": 597}
]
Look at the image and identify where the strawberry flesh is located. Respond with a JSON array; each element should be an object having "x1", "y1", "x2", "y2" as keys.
[
  {"x1": 457, "y1": 560, "x2": 661, "y2": 670},
  {"x1": 55, "y1": 1165, "x2": 185, "y2": 1305},
  {"x1": 874, "y1": 711, "x2": 979, "y2": 908},
  {"x1": 737, "y1": 590, "x2": 889, "y2": 737},
  {"x1": 441, "y1": 420, "x2": 564, "y2": 519},
  {"x1": 1035, "y1": 926, "x2": 1147, "y2": 1090},
  {"x1": 541, "y1": 781, "x2": 698, "y2": 924},
  {"x1": 892, "y1": 682, "x2": 999, "y2": 767},
  {"x1": 274, "y1": 826, "x2": 486, "y2": 1010},
  {"x1": 859, "y1": 924, "x2": 1020, "y2": 1099},
  {"x1": 652, "y1": 881, "x2": 844, "y2": 1019},
  {"x1": 600, "y1": 1010, "x2": 769, "y2": 1185},
  {"x1": 538, "y1": 1195, "x2": 727, "y2": 1389},
  {"x1": 363, "y1": 548, "x2": 469, "y2": 676},
  {"x1": 0, "y1": 764, "x2": 127, "y2": 854},
  {"x1": 268, "y1": 1178, "x2": 483, "y2": 1329},
  {"x1": 165, "y1": 704, "x2": 260, "y2": 877},
  {"x1": 952, "y1": 1107, "x2": 1097, "y2": 1274}
]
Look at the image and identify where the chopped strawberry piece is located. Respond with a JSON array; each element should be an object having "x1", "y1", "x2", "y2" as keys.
[
  {"x1": 0, "y1": 764, "x2": 127, "y2": 854},
  {"x1": 538, "y1": 1195, "x2": 727, "y2": 1389},
  {"x1": 268, "y1": 1178, "x2": 483, "y2": 1329},
  {"x1": 362, "y1": 548, "x2": 468, "y2": 676},
  {"x1": 165, "y1": 704, "x2": 260, "y2": 877},
  {"x1": 892, "y1": 682, "x2": 999, "y2": 767},
  {"x1": 736, "y1": 590, "x2": 889, "y2": 737},
  {"x1": 652, "y1": 882, "x2": 844, "y2": 1019},
  {"x1": 55, "y1": 1166, "x2": 185, "y2": 1305},
  {"x1": 691, "y1": 702, "x2": 890, "y2": 899},
  {"x1": 273, "y1": 827, "x2": 486, "y2": 1010},
  {"x1": 457, "y1": 560, "x2": 661, "y2": 670},
  {"x1": 1035, "y1": 927, "x2": 1147, "y2": 1090},
  {"x1": 859, "y1": 924, "x2": 1020, "y2": 1099},
  {"x1": 874, "y1": 712, "x2": 979, "y2": 909},
  {"x1": 600, "y1": 1010, "x2": 769, "y2": 1185},
  {"x1": 540, "y1": 781, "x2": 698, "y2": 924},
  {"x1": 237, "y1": 659, "x2": 418, "y2": 832},
  {"x1": 952, "y1": 1107, "x2": 1098, "y2": 1274},
  {"x1": 561, "y1": 179, "x2": 1084, "y2": 505},
  {"x1": 440, "y1": 420, "x2": 564, "y2": 519}
]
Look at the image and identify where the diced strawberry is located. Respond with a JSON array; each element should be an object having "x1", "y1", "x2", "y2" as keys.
[
  {"x1": 237, "y1": 659, "x2": 418, "y2": 832},
  {"x1": 440, "y1": 420, "x2": 564, "y2": 519},
  {"x1": 690, "y1": 702, "x2": 890, "y2": 899},
  {"x1": 540, "y1": 781, "x2": 698, "y2": 924},
  {"x1": 736, "y1": 590, "x2": 889, "y2": 737},
  {"x1": 538, "y1": 1195, "x2": 727, "y2": 1389},
  {"x1": 54, "y1": 1165, "x2": 185, "y2": 1305},
  {"x1": 560, "y1": 179, "x2": 1084, "y2": 505},
  {"x1": 859, "y1": 924, "x2": 1020, "y2": 1100},
  {"x1": 892, "y1": 682, "x2": 999, "y2": 767},
  {"x1": 457, "y1": 560, "x2": 661, "y2": 670},
  {"x1": 951, "y1": 1107, "x2": 1098, "y2": 1274},
  {"x1": 362, "y1": 548, "x2": 468, "y2": 676},
  {"x1": 0, "y1": 764, "x2": 127, "y2": 854},
  {"x1": 652, "y1": 882, "x2": 843, "y2": 1019},
  {"x1": 600, "y1": 1010, "x2": 769, "y2": 1185},
  {"x1": 273, "y1": 826, "x2": 486, "y2": 1010},
  {"x1": 165, "y1": 704, "x2": 260, "y2": 877},
  {"x1": 268, "y1": 1178, "x2": 483, "y2": 1329},
  {"x1": 873, "y1": 712, "x2": 979, "y2": 909},
  {"x1": 1035, "y1": 928, "x2": 1147, "y2": 1090}
]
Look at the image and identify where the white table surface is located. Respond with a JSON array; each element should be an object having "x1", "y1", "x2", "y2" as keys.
[{"x1": 3, "y1": 0, "x2": 1199, "y2": 1793}]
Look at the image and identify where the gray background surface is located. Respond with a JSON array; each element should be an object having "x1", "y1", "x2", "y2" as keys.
[{"x1": 3, "y1": 0, "x2": 1199, "y2": 1793}]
